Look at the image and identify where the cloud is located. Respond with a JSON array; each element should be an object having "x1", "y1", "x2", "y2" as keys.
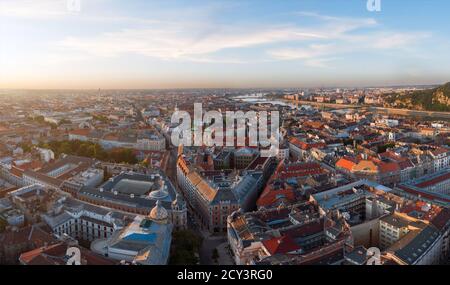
[
  {"x1": 268, "y1": 28, "x2": 429, "y2": 67},
  {"x1": 0, "y1": 0, "x2": 69, "y2": 19},
  {"x1": 57, "y1": 10, "x2": 380, "y2": 63},
  {"x1": 263, "y1": 11, "x2": 430, "y2": 67},
  {"x1": 268, "y1": 44, "x2": 335, "y2": 60},
  {"x1": 59, "y1": 24, "x2": 330, "y2": 61},
  {"x1": 3, "y1": 2, "x2": 432, "y2": 67}
]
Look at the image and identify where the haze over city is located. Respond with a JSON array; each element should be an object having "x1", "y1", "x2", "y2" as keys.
[{"x1": 1, "y1": 0, "x2": 450, "y2": 89}]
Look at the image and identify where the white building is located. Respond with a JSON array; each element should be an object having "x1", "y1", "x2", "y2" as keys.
[
  {"x1": 2, "y1": 209, "x2": 25, "y2": 227},
  {"x1": 42, "y1": 197, "x2": 126, "y2": 242},
  {"x1": 429, "y1": 148, "x2": 450, "y2": 172},
  {"x1": 136, "y1": 137, "x2": 166, "y2": 151},
  {"x1": 276, "y1": 147, "x2": 289, "y2": 161},
  {"x1": 36, "y1": 148, "x2": 55, "y2": 163},
  {"x1": 67, "y1": 168, "x2": 104, "y2": 188}
]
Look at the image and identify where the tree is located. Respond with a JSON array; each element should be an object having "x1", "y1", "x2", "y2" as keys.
[
  {"x1": 377, "y1": 143, "x2": 396, "y2": 154},
  {"x1": 39, "y1": 140, "x2": 137, "y2": 164},
  {"x1": 19, "y1": 142, "x2": 32, "y2": 153},
  {"x1": 92, "y1": 114, "x2": 109, "y2": 123},
  {"x1": 58, "y1": 119, "x2": 72, "y2": 125},
  {"x1": 169, "y1": 230, "x2": 202, "y2": 265}
]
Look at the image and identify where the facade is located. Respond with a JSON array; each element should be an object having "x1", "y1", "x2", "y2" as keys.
[
  {"x1": 95, "y1": 200, "x2": 173, "y2": 265},
  {"x1": 379, "y1": 214, "x2": 411, "y2": 249},
  {"x1": 429, "y1": 147, "x2": 450, "y2": 172},
  {"x1": 382, "y1": 215, "x2": 443, "y2": 265},
  {"x1": 178, "y1": 153, "x2": 266, "y2": 232},
  {"x1": 288, "y1": 137, "x2": 326, "y2": 160},
  {"x1": 233, "y1": 148, "x2": 257, "y2": 169},
  {"x1": 42, "y1": 197, "x2": 128, "y2": 242},
  {"x1": 336, "y1": 155, "x2": 406, "y2": 186},
  {"x1": 395, "y1": 169, "x2": 450, "y2": 205}
]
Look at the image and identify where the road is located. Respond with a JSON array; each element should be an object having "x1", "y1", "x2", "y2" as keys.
[
  {"x1": 199, "y1": 236, "x2": 228, "y2": 265},
  {"x1": 165, "y1": 147, "x2": 231, "y2": 264}
]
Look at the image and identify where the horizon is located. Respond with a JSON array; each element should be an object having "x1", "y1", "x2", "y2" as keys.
[
  {"x1": 0, "y1": 81, "x2": 447, "y2": 92},
  {"x1": 1, "y1": 0, "x2": 450, "y2": 89}
]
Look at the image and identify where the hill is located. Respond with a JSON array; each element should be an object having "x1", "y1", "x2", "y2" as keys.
[{"x1": 385, "y1": 82, "x2": 450, "y2": 112}]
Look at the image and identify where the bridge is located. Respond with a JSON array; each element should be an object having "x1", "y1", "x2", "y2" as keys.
[{"x1": 286, "y1": 99, "x2": 450, "y2": 120}]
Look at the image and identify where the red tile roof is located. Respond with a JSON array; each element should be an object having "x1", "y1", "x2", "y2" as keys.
[
  {"x1": 415, "y1": 172, "x2": 450, "y2": 188},
  {"x1": 430, "y1": 208, "x2": 450, "y2": 230},
  {"x1": 336, "y1": 157, "x2": 357, "y2": 171},
  {"x1": 19, "y1": 243, "x2": 116, "y2": 265},
  {"x1": 0, "y1": 225, "x2": 57, "y2": 247},
  {"x1": 282, "y1": 219, "x2": 324, "y2": 238},
  {"x1": 397, "y1": 185, "x2": 450, "y2": 203},
  {"x1": 378, "y1": 162, "x2": 400, "y2": 174},
  {"x1": 257, "y1": 187, "x2": 296, "y2": 208},
  {"x1": 262, "y1": 235, "x2": 301, "y2": 255},
  {"x1": 276, "y1": 162, "x2": 326, "y2": 179},
  {"x1": 257, "y1": 161, "x2": 325, "y2": 208},
  {"x1": 289, "y1": 137, "x2": 326, "y2": 150}
]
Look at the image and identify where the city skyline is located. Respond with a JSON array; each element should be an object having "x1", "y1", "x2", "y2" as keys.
[{"x1": 1, "y1": 0, "x2": 450, "y2": 89}]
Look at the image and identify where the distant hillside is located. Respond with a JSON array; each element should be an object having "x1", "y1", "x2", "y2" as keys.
[{"x1": 385, "y1": 82, "x2": 450, "y2": 112}]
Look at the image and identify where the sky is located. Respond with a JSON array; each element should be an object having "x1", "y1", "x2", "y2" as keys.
[{"x1": 1, "y1": 0, "x2": 450, "y2": 89}]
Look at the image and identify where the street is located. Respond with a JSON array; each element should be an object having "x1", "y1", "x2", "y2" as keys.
[{"x1": 165, "y1": 147, "x2": 233, "y2": 265}]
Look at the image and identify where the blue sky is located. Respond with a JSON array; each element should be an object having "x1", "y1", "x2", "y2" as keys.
[{"x1": 1, "y1": 0, "x2": 450, "y2": 89}]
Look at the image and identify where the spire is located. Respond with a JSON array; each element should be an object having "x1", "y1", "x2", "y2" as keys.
[{"x1": 178, "y1": 144, "x2": 184, "y2": 157}]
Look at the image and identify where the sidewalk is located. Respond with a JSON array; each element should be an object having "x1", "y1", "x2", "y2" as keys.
[{"x1": 217, "y1": 242, "x2": 234, "y2": 265}]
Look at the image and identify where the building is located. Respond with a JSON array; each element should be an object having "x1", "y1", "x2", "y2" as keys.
[
  {"x1": 19, "y1": 240, "x2": 116, "y2": 265},
  {"x1": 336, "y1": 155, "x2": 402, "y2": 186},
  {"x1": 65, "y1": 168, "x2": 104, "y2": 188},
  {"x1": 310, "y1": 180, "x2": 398, "y2": 248},
  {"x1": 395, "y1": 169, "x2": 450, "y2": 205},
  {"x1": 233, "y1": 148, "x2": 257, "y2": 169},
  {"x1": 7, "y1": 185, "x2": 50, "y2": 223},
  {"x1": 381, "y1": 212, "x2": 446, "y2": 265},
  {"x1": 227, "y1": 201, "x2": 353, "y2": 265},
  {"x1": 428, "y1": 147, "x2": 450, "y2": 172},
  {"x1": 68, "y1": 129, "x2": 166, "y2": 151},
  {"x1": 288, "y1": 137, "x2": 326, "y2": 160},
  {"x1": 1, "y1": 209, "x2": 25, "y2": 227},
  {"x1": 76, "y1": 171, "x2": 187, "y2": 230},
  {"x1": 178, "y1": 151, "x2": 268, "y2": 232},
  {"x1": 379, "y1": 214, "x2": 412, "y2": 249},
  {"x1": 257, "y1": 161, "x2": 330, "y2": 209},
  {"x1": 0, "y1": 225, "x2": 58, "y2": 264},
  {"x1": 42, "y1": 197, "x2": 129, "y2": 242},
  {"x1": 18, "y1": 155, "x2": 97, "y2": 190},
  {"x1": 92, "y1": 200, "x2": 173, "y2": 265},
  {"x1": 214, "y1": 150, "x2": 232, "y2": 170}
]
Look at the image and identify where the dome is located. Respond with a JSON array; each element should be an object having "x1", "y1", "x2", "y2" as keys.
[
  {"x1": 148, "y1": 188, "x2": 168, "y2": 200},
  {"x1": 149, "y1": 200, "x2": 168, "y2": 223},
  {"x1": 148, "y1": 180, "x2": 168, "y2": 200}
]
